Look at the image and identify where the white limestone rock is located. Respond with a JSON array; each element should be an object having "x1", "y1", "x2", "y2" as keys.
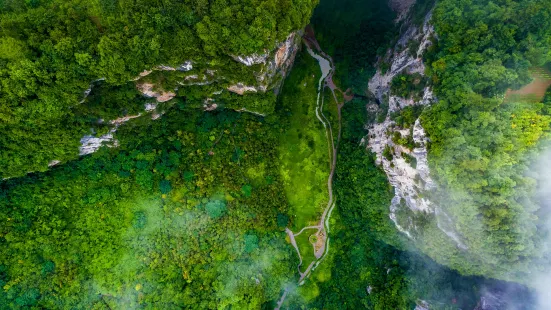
[
  {"x1": 136, "y1": 83, "x2": 175, "y2": 103},
  {"x1": 228, "y1": 83, "x2": 259, "y2": 95},
  {"x1": 144, "y1": 102, "x2": 157, "y2": 112},
  {"x1": 78, "y1": 100, "x2": 166, "y2": 156},
  {"x1": 231, "y1": 32, "x2": 301, "y2": 94},
  {"x1": 204, "y1": 98, "x2": 218, "y2": 111},
  {"x1": 368, "y1": 11, "x2": 434, "y2": 112},
  {"x1": 178, "y1": 61, "x2": 193, "y2": 71},
  {"x1": 232, "y1": 53, "x2": 269, "y2": 66},
  {"x1": 415, "y1": 300, "x2": 430, "y2": 310},
  {"x1": 365, "y1": 7, "x2": 466, "y2": 249},
  {"x1": 238, "y1": 108, "x2": 266, "y2": 117},
  {"x1": 156, "y1": 65, "x2": 176, "y2": 71},
  {"x1": 48, "y1": 160, "x2": 61, "y2": 167},
  {"x1": 79, "y1": 131, "x2": 116, "y2": 155}
]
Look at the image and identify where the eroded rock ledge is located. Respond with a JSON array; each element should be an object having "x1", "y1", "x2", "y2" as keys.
[
  {"x1": 133, "y1": 32, "x2": 301, "y2": 103},
  {"x1": 71, "y1": 32, "x2": 304, "y2": 161}
]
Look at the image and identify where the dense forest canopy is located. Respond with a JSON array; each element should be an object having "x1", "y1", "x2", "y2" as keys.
[
  {"x1": 421, "y1": 0, "x2": 551, "y2": 278},
  {"x1": 2, "y1": 0, "x2": 551, "y2": 308},
  {"x1": 0, "y1": 105, "x2": 298, "y2": 308},
  {"x1": 0, "y1": 0, "x2": 317, "y2": 178},
  {"x1": 0, "y1": 2, "x2": 318, "y2": 305}
]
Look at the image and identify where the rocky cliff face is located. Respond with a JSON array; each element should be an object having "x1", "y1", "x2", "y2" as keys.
[
  {"x1": 230, "y1": 32, "x2": 302, "y2": 94},
  {"x1": 134, "y1": 32, "x2": 301, "y2": 101},
  {"x1": 365, "y1": 7, "x2": 466, "y2": 248},
  {"x1": 76, "y1": 32, "x2": 302, "y2": 158},
  {"x1": 10, "y1": 30, "x2": 302, "y2": 177},
  {"x1": 78, "y1": 103, "x2": 162, "y2": 155},
  {"x1": 388, "y1": 0, "x2": 417, "y2": 22},
  {"x1": 368, "y1": 11, "x2": 434, "y2": 110}
]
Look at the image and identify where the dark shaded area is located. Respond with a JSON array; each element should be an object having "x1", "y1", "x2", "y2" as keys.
[{"x1": 310, "y1": 0, "x2": 397, "y2": 93}]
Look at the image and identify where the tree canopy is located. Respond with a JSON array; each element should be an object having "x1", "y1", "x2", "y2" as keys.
[
  {"x1": 0, "y1": 0, "x2": 318, "y2": 178},
  {"x1": 420, "y1": 0, "x2": 551, "y2": 278}
]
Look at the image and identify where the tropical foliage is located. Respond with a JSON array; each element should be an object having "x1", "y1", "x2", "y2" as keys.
[
  {"x1": 1, "y1": 0, "x2": 549, "y2": 308},
  {"x1": 420, "y1": 0, "x2": 551, "y2": 278},
  {"x1": 0, "y1": 106, "x2": 298, "y2": 308}
]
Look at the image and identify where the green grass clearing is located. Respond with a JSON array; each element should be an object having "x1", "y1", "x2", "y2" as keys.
[{"x1": 278, "y1": 49, "x2": 331, "y2": 231}]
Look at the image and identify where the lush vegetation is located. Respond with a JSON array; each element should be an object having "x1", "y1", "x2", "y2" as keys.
[
  {"x1": 0, "y1": 0, "x2": 318, "y2": 178},
  {"x1": 293, "y1": 92, "x2": 533, "y2": 310},
  {"x1": 391, "y1": 73, "x2": 427, "y2": 100},
  {"x1": 420, "y1": 0, "x2": 551, "y2": 278},
  {"x1": 276, "y1": 51, "x2": 329, "y2": 232},
  {"x1": 295, "y1": 0, "x2": 545, "y2": 305},
  {"x1": 0, "y1": 105, "x2": 304, "y2": 308},
  {"x1": 2, "y1": 0, "x2": 548, "y2": 307}
]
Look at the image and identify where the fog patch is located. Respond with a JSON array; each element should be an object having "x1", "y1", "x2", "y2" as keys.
[
  {"x1": 525, "y1": 145, "x2": 551, "y2": 309},
  {"x1": 214, "y1": 234, "x2": 295, "y2": 308},
  {"x1": 81, "y1": 196, "x2": 216, "y2": 308}
]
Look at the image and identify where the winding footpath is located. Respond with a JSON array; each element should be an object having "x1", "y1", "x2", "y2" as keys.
[{"x1": 275, "y1": 28, "x2": 352, "y2": 310}]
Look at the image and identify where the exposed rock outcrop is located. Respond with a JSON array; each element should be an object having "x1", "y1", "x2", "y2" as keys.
[
  {"x1": 232, "y1": 54, "x2": 269, "y2": 66},
  {"x1": 79, "y1": 131, "x2": 117, "y2": 156},
  {"x1": 154, "y1": 61, "x2": 193, "y2": 72},
  {"x1": 136, "y1": 83, "x2": 176, "y2": 103},
  {"x1": 48, "y1": 160, "x2": 61, "y2": 167},
  {"x1": 367, "y1": 10, "x2": 434, "y2": 213},
  {"x1": 414, "y1": 300, "x2": 430, "y2": 310},
  {"x1": 203, "y1": 98, "x2": 218, "y2": 111},
  {"x1": 78, "y1": 103, "x2": 159, "y2": 156},
  {"x1": 368, "y1": 11, "x2": 434, "y2": 110},
  {"x1": 137, "y1": 61, "x2": 193, "y2": 79},
  {"x1": 26, "y1": 28, "x2": 304, "y2": 180},
  {"x1": 388, "y1": 0, "x2": 416, "y2": 22},
  {"x1": 227, "y1": 83, "x2": 258, "y2": 95},
  {"x1": 231, "y1": 32, "x2": 302, "y2": 94},
  {"x1": 136, "y1": 33, "x2": 301, "y2": 102},
  {"x1": 369, "y1": 119, "x2": 434, "y2": 209},
  {"x1": 78, "y1": 33, "x2": 302, "y2": 156},
  {"x1": 365, "y1": 8, "x2": 466, "y2": 248}
]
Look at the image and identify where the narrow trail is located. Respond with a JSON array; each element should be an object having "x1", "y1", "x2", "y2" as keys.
[
  {"x1": 275, "y1": 27, "x2": 354, "y2": 310},
  {"x1": 294, "y1": 226, "x2": 320, "y2": 237}
]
